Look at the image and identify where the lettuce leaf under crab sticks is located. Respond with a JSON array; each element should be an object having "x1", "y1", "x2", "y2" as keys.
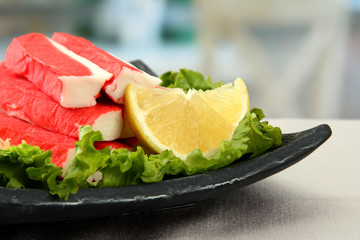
[
  {"x1": 0, "y1": 142, "x2": 62, "y2": 190},
  {"x1": 49, "y1": 126, "x2": 111, "y2": 200},
  {"x1": 49, "y1": 126, "x2": 146, "y2": 199}
]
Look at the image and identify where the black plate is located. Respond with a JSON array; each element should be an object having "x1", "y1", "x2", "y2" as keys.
[{"x1": 0, "y1": 124, "x2": 331, "y2": 224}]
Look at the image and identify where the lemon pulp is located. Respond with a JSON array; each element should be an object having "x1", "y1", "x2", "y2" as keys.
[{"x1": 124, "y1": 78, "x2": 250, "y2": 159}]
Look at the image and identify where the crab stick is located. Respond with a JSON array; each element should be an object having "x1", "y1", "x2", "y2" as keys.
[
  {"x1": 0, "y1": 112, "x2": 77, "y2": 167},
  {"x1": 3, "y1": 33, "x2": 113, "y2": 108},
  {"x1": 52, "y1": 32, "x2": 161, "y2": 104},
  {"x1": 0, "y1": 63, "x2": 124, "y2": 141}
]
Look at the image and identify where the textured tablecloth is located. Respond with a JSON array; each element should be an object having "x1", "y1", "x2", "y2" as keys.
[{"x1": 1, "y1": 119, "x2": 359, "y2": 240}]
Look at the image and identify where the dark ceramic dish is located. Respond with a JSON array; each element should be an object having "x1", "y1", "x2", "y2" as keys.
[
  {"x1": 0, "y1": 123, "x2": 331, "y2": 224},
  {"x1": 0, "y1": 61, "x2": 332, "y2": 224}
]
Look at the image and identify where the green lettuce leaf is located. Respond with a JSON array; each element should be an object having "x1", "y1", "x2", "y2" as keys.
[
  {"x1": 237, "y1": 108, "x2": 282, "y2": 157},
  {"x1": 99, "y1": 147, "x2": 146, "y2": 187},
  {"x1": 49, "y1": 125, "x2": 111, "y2": 200},
  {"x1": 159, "y1": 69, "x2": 223, "y2": 93},
  {"x1": 0, "y1": 143, "x2": 62, "y2": 189},
  {"x1": 141, "y1": 150, "x2": 177, "y2": 183}
]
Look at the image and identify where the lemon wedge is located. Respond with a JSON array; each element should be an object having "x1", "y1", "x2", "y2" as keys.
[{"x1": 124, "y1": 78, "x2": 250, "y2": 160}]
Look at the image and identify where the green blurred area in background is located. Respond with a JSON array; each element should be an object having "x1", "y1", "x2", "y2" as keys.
[{"x1": 0, "y1": 0, "x2": 196, "y2": 44}]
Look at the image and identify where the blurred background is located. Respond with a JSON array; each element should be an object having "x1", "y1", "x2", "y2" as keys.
[{"x1": 0, "y1": 0, "x2": 358, "y2": 119}]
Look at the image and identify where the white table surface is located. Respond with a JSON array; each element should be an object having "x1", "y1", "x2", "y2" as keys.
[{"x1": 1, "y1": 119, "x2": 359, "y2": 240}]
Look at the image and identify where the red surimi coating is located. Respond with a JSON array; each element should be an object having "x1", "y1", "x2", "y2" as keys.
[
  {"x1": 93, "y1": 141, "x2": 132, "y2": 151},
  {"x1": 52, "y1": 32, "x2": 161, "y2": 104},
  {"x1": 0, "y1": 63, "x2": 124, "y2": 140},
  {"x1": 3, "y1": 33, "x2": 113, "y2": 108},
  {"x1": 0, "y1": 112, "x2": 76, "y2": 167}
]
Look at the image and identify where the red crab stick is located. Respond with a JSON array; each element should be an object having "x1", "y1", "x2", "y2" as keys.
[
  {"x1": 0, "y1": 113, "x2": 131, "y2": 170},
  {"x1": 0, "y1": 63, "x2": 123, "y2": 141},
  {"x1": 4, "y1": 33, "x2": 113, "y2": 108},
  {"x1": 0, "y1": 112, "x2": 77, "y2": 168},
  {"x1": 52, "y1": 32, "x2": 161, "y2": 104}
]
